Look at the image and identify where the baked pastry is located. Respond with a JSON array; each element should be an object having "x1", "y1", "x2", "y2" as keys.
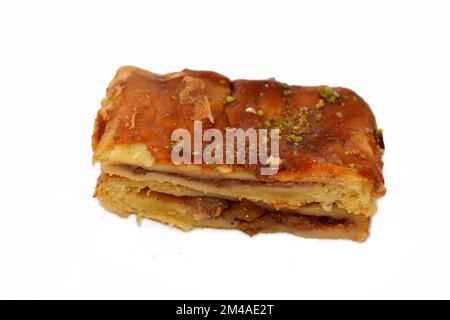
[{"x1": 92, "y1": 66, "x2": 385, "y2": 241}]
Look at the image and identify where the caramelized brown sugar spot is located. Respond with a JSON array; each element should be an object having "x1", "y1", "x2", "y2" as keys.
[{"x1": 93, "y1": 66, "x2": 385, "y2": 195}]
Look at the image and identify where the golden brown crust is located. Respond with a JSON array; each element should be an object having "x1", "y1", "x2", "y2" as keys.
[{"x1": 93, "y1": 66, "x2": 385, "y2": 196}]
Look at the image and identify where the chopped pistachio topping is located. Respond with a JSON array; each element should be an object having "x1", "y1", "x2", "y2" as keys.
[
  {"x1": 319, "y1": 86, "x2": 338, "y2": 103},
  {"x1": 282, "y1": 82, "x2": 290, "y2": 89},
  {"x1": 257, "y1": 110, "x2": 265, "y2": 116},
  {"x1": 263, "y1": 119, "x2": 272, "y2": 127},
  {"x1": 376, "y1": 128, "x2": 384, "y2": 137},
  {"x1": 287, "y1": 134, "x2": 303, "y2": 143},
  {"x1": 283, "y1": 89, "x2": 293, "y2": 96},
  {"x1": 315, "y1": 99, "x2": 326, "y2": 109},
  {"x1": 275, "y1": 107, "x2": 310, "y2": 143},
  {"x1": 315, "y1": 113, "x2": 322, "y2": 121},
  {"x1": 275, "y1": 119, "x2": 289, "y2": 130},
  {"x1": 336, "y1": 111, "x2": 343, "y2": 119},
  {"x1": 225, "y1": 95, "x2": 236, "y2": 103}
]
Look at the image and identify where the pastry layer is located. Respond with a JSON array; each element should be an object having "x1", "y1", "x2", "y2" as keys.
[
  {"x1": 96, "y1": 174, "x2": 370, "y2": 241},
  {"x1": 102, "y1": 162, "x2": 376, "y2": 216}
]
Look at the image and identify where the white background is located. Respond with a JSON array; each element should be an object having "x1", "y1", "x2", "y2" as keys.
[{"x1": 0, "y1": 0, "x2": 449, "y2": 299}]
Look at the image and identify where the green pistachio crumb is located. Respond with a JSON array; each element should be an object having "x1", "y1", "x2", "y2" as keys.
[
  {"x1": 319, "y1": 86, "x2": 338, "y2": 103},
  {"x1": 376, "y1": 128, "x2": 384, "y2": 137},
  {"x1": 336, "y1": 111, "x2": 343, "y2": 119},
  {"x1": 315, "y1": 99, "x2": 326, "y2": 109},
  {"x1": 283, "y1": 89, "x2": 293, "y2": 96},
  {"x1": 276, "y1": 119, "x2": 289, "y2": 130},
  {"x1": 282, "y1": 82, "x2": 290, "y2": 89},
  {"x1": 287, "y1": 134, "x2": 303, "y2": 143},
  {"x1": 263, "y1": 119, "x2": 272, "y2": 127},
  {"x1": 225, "y1": 95, "x2": 236, "y2": 103},
  {"x1": 315, "y1": 113, "x2": 322, "y2": 121},
  {"x1": 257, "y1": 110, "x2": 265, "y2": 116}
]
